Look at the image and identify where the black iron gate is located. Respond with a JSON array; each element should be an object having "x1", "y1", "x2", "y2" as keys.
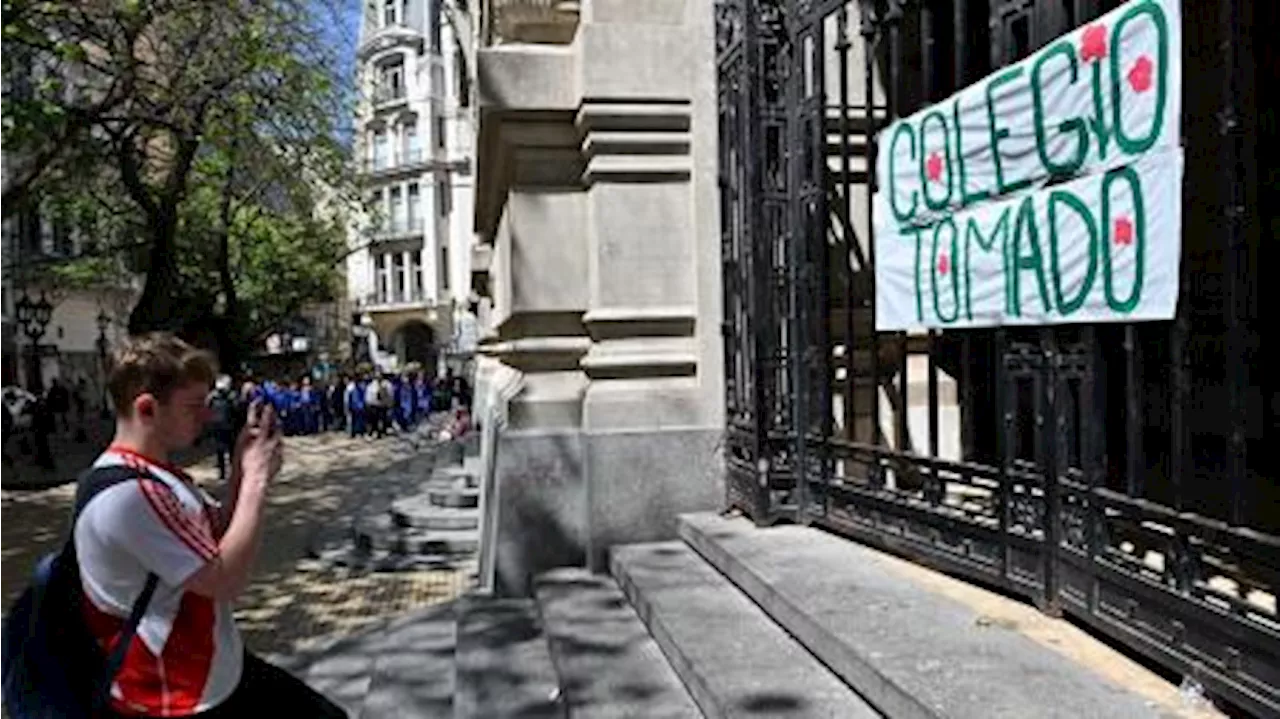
[{"x1": 715, "y1": 0, "x2": 1280, "y2": 715}]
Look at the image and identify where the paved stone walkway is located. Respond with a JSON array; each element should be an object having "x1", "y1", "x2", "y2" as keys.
[{"x1": 1, "y1": 427, "x2": 475, "y2": 656}]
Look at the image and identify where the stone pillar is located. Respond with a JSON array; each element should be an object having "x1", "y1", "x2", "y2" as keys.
[
  {"x1": 574, "y1": 0, "x2": 724, "y2": 569},
  {"x1": 475, "y1": 0, "x2": 724, "y2": 594}
]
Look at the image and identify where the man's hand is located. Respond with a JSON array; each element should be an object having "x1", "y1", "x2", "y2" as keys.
[
  {"x1": 239, "y1": 400, "x2": 283, "y2": 486},
  {"x1": 186, "y1": 400, "x2": 282, "y2": 601}
]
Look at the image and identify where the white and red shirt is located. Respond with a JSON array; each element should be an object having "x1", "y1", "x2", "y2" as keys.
[{"x1": 74, "y1": 446, "x2": 243, "y2": 716}]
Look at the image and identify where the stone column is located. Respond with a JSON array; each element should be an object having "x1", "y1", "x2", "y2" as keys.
[
  {"x1": 574, "y1": 0, "x2": 724, "y2": 569},
  {"x1": 475, "y1": 0, "x2": 724, "y2": 593}
]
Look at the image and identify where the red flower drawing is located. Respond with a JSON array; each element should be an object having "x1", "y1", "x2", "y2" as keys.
[
  {"x1": 937, "y1": 253, "x2": 950, "y2": 276},
  {"x1": 1081, "y1": 24, "x2": 1108, "y2": 62},
  {"x1": 926, "y1": 152, "x2": 944, "y2": 183},
  {"x1": 1128, "y1": 56, "x2": 1154, "y2": 93},
  {"x1": 1113, "y1": 217, "x2": 1134, "y2": 246}
]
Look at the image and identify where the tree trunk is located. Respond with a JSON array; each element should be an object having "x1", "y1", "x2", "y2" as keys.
[{"x1": 127, "y1": 207, "x2": 184, "y2": 335}]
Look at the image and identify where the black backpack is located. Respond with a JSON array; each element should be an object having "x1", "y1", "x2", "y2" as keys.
[{"x1": 2, "y1": 465, "x2": 160, "y2": 718}]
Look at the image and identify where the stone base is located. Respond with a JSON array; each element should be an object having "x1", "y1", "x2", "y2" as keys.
[
  {"x1": 492, "y1": 425, "x2": 722, "y2": 596},
  {"x1": 584, "y1": 427, "x2": 722, "y2": 572},
  {"x1": 492, "y1": 430, "x2": 588, "y2": 597}
]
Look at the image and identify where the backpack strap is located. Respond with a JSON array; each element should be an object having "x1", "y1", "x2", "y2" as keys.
[
  {"x1": 93, "y1": 572, "x2": 159, "y2": 714},
  {"x1": 73, "y1": 464, "x2": 163, "y2": 714}
]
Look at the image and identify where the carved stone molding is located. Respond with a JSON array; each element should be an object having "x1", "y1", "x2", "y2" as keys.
[{"x1": 491, "y1": 0, "x2": 581, "y2": 44}]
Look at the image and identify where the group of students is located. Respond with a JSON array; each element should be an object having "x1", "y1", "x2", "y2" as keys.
[{"x1": 213, "y1": 370, "x2": 471, "y2": 440}]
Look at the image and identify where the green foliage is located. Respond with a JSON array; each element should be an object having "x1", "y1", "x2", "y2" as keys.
[{"x1": 2, "y1": 0, "x2": 360, "y2": 360}]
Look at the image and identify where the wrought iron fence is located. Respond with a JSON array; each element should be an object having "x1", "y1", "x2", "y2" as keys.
[{"x1": 715, "y1": 0, "x2": 1279, "y2": 715}]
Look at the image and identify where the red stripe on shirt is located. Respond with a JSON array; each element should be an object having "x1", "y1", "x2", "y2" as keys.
[
  {"x1": 140, "y1": 480, "x2": 217, "y2": 558},
  {"x1": 137, "y1": 480, "x2": 217, "y2": 560},
  {"x1": 108, "y1": 445, "x2": 197, "y2": 485}
]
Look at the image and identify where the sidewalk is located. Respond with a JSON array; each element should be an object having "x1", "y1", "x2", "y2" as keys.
[
  {"x1": 1, "y1": 418, "x2": 117, "y2": 490},
  {"x1": 1, "y1": 423, "x2": 474, "y2": 656}
]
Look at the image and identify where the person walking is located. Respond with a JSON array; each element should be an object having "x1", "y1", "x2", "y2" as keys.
[
  {"x1": 320, "y1": 379, "x2": 337, "y2": 433},
  {"x1": 46, "y1": 377, "x2": 72, "y2": 434},
  {"x1": 31, "y1": 395, "x2": 56, "y2": 472},
  {"x1": 70, "y1": 333, "x2": 347, "y2": 717},
  {"x1": 364, "y1": 374, "x2": 390, "y2": 438},
  {"x1": 73, "y1": 377, "x2": 88, "y2": 426},
  {"x1": 208, "y1": 375, "x2": 239, "y2": 484}
]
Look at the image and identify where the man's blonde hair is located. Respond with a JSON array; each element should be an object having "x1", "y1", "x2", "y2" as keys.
[{"x1": 107, "y1": 332, "x2": 218, "y2": 417}]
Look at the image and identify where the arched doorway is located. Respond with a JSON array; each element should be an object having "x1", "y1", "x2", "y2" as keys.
[{"x1": 390, "y1": 320, "x2": 437, "y2": 377}]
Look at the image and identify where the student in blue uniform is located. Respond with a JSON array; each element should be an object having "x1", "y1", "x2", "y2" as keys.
[
  {"x1": 299, "y1": 378, "x2": 319, "y2": 435},
  {"x1": 395, "y1": 374, "x2": 416, "y2": 432},
  {"x1": 414, "y1": 375, "x2": 432, "y2": 424},
  {"x1": 280, "y1": 381, "x2": 298, "y2": 436},
  {"x1": 346, "y1": 375, "x2": 367, "y2": 437}
]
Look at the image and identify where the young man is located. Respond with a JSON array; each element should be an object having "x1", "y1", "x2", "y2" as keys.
[{"x1": 75, "y1": 333, "x2": 346, "y2": 718}]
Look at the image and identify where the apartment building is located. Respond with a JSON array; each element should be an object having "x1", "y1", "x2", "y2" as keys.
[{"x1": 347, "y1": 0, "x2": 476, "y2": 376}]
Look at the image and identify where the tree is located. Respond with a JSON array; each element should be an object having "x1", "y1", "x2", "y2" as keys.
[{"x1": 3, "y1": 0, "x2": 359, "y2": 366}]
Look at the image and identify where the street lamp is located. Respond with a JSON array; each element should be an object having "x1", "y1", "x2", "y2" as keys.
[
  {"x1": 96, "y1": 309, "x2": 111, "y2": 418},
  {"x1": 15, "y1": 291, "x2": 54, "y2": 394}
]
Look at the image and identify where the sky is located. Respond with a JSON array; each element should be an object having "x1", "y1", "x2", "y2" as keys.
[{"x1": 312, "y1": 0, "x2": 364, "y2": 147}]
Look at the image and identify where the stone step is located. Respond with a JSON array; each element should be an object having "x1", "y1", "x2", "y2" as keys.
[
  {"x1": 360, "y1": 604, "x2": 458, "y2": 718},
  {"x1": 534, "y1": 568, "x2": 702, "y2": 719},
  {"x1": 272, "y1": 602, "x2": 458, "y2": 718},
  {"x1": 428, "y1": 484, "x2": 480, "y2": 509},
  {"x1": 354, "y1": 516, "x2": 480, "y2": 555},
  {"x1": 310, "y1": 542, "x2": 476, "y2": 572},
  {"x1": 391, "y1": 497, "x2": 480, "y2": 530},
  {"x1": 431, "y1": 466, "x2": 481, "y2": 490},
  {"x1": 678, "y1": 512, "x2": 1177, "y2": 719},
  {"x1": 610, "y1": 541, "x2": 881, "y2": 719},
  {"x1": 454, "y1": 595, "x2": 567, "y2": 719}
]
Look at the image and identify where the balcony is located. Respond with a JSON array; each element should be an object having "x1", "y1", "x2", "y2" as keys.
[
  {"x1": 363, "y1": 149, "x2": 429, "y2": 177},
  {"x1": 362, "y1": 288, "x2": 431, "y2": 311},
  {"x1": 486, "y1": 0, "x2": 580, "y2": 45},
  {"x1": 361, "y1": 151, "x2": 473, "y2": 179},
  {"x1": 370, "y1": 85, "x2": 408, "y2": 109},
  {"x1": 358, "y1": 23, "x2": 426, "y2": 60},
  {"x1": 367, "y1": 219, "x2": 427, "y2": 242}
]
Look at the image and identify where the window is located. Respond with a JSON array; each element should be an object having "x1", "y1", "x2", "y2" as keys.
[
  {"x1": 439, "y1": 245, "x2": 450, "y2": 293},
  {"x1": 403, "y1": 122, "x2": 419, "y2": 162},
  {"x1": 53, "y1": 220, "x2": 73, "y2": 256},
  {"x1": 411, "y1": 252, "x2": 424, "y2": 301},
  {"x1": 375, "y1": 254, "x2": 389, "y2": 304},
  {"x1": 392, "y1": 252, "x2": 406, "y2": 302},
  {"x1": 378, "y1": 60, "x2": 404, "y2": 102},
  {"x1": 373, "y1": 130, "x2": 389, "y2": 169},
  {"x1": 407, "y1": 183, "x2": 421, "y2": 228},
  {"x1": 456, "y1": 49, "x2": 471, "y2": 108},
  {"x1": 428, "y1": 0, "x2": 442, "y2": 53},
  {"x1": 389, "y1": 186, "x2": 404, "y2": 232},
  {"x1": 383, "y1": 0, "x2": 399, "y2": 27},
  {"x1": 436, "y1": 177, "x2": 452, "y2": 218},
  {"x1": 368, "y1": 190, "x2": 384, "y2": 228},
  {"x1": 434, "y1": 115, "x2": 446, "y2": 149}
]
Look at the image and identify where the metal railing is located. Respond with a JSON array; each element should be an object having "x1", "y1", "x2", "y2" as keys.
[
  {"x1": 367, "y1": 219, "x2": 426, "y2": 239},
  {"x1": 715, "y1": 1, "x2": 1278, "y2": 716}
]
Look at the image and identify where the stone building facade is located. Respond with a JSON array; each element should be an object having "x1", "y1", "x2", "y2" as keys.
[
  {"x1": 469, "y1": 0, "x2": 725, "y2": 592},
  {"x1": 348, "y1": 0, "x2": 478, "y2": 375}
]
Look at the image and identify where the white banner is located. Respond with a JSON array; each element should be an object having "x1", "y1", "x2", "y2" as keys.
[{"x1": 873, "y1": 0, "x2": 1182, "y2": 330}]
